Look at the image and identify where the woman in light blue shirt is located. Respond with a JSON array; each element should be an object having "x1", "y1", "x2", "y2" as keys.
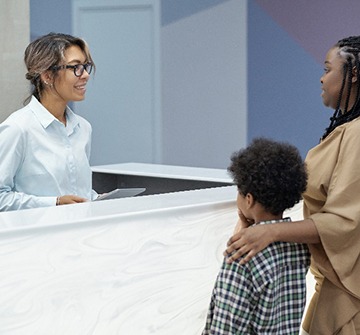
[{"x1": 0, "y1": 33, "x2": 97, "y2": 211}]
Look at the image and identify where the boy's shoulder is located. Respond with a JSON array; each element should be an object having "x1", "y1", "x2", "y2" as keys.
[{"x1": 225, "y1": 240, "x2": 310, "y2": 283}]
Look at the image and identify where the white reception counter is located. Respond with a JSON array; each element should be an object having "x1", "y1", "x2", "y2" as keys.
[
  {"x1": 0, "y1": 180, "x2": 312, "y2": 334},
  {"x1": 0, "y1": 186, "x2": 238, "y2": 334}
]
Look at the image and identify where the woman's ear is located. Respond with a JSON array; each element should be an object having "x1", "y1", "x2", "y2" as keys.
[{"x1": 40, "y1": 70, "x2": 54, "y2": 86}]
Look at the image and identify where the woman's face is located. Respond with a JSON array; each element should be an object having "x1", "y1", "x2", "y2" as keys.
[
  {"x1": 320, "y1": 46, "x2": 359, "y2": 112},
  {"x1": 53, "y1": 45, "x2": 90, "y2": 103},
  {"x1": 320, "y1": 47, "x2": 345, "y2": 110}
]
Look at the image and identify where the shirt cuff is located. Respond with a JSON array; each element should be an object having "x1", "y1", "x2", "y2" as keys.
[{"x1": 36, "y1": 196, "x2": 58, "y2": 207}]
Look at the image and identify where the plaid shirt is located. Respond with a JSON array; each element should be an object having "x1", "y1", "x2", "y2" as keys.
[{"x1": 202, "y1": 218, "x2": 310, "y2": 335}]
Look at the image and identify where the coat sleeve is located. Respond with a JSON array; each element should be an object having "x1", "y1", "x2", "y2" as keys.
[{"x1": 310, "y1": 123, "x2": 360, "y2": 298}]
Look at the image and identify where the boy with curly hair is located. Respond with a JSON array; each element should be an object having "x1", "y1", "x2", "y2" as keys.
[{"x1": 202, "y1": 137, "x2": 310, "y2": 335}]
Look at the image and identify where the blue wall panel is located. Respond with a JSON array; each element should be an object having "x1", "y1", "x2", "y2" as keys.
[
  {"x1": 248, "y1": 1, "x2": 329, "y2": 157},
  {"x1": 30, "y1": 0, "x2": 72, "y2": 40}
]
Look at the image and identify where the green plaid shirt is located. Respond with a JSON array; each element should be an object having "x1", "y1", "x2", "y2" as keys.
[{"x1": 202, "y1": 218, "x2": 310, "y2": 335}]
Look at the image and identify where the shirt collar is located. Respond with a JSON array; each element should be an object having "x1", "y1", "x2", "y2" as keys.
[
  {"x1": 255, "y1": 217, "x2": 291, "y2": 225},
  {"x1": 29, "y1": 96, "x2": 80, "y2": 131},
  {"x1": 65, "y1": 107, "x2": 80, "y2": 135}
]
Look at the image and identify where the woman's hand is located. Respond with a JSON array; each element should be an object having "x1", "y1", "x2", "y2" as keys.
[
  {"x1": 57, "y1": 195, "x2": 88, "y2": 205},
  {"x1": 224, "y1": 223, "x2": 275, "y2": 265},
  {"x1": 225, "y1": 218, "x2": 320, "y2": 265}
]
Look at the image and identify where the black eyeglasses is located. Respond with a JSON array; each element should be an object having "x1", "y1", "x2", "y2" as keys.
[{"x1": 52, "y1": 63, "x2": 93, "y2": 77}]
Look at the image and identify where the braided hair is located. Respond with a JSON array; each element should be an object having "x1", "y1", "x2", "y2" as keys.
[{"x1": 322, "y1": 36, "x2": 360, "y2": 140}]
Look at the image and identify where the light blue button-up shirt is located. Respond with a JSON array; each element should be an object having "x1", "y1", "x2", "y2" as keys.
[{"x1": 0, "y1": 96, "x2": 96, "y2": 211}]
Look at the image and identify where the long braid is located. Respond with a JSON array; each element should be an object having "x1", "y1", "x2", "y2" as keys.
[
  {"x1": 323, "y1": 64, "x2": 347, "y2": 138},
  {"x1": 344, "y1": 58, "x2": 353, "y2": 113},
  {"x1": 354, "y1": 53, "x2": 360, "y2": 109},
  {"x1": 322, "y1": 36, "x2": 360, "y2": 140}
]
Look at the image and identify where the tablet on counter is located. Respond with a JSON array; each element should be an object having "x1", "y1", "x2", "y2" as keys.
[{"x1": 94, "y1": 188, "x2": 146, "y2": 201}]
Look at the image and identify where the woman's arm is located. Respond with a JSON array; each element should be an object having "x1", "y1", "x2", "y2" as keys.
[
  {"x1": 0, "y1": 123, "x2": 88, "y2": 210},
  {"x1": 224, "y1": 218, "x2": 320, "y2": 265}
]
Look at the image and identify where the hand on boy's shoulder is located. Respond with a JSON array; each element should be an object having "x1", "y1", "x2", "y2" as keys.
[{"x1": 224, "y1": 223, "x2": 275, "y2": 266}]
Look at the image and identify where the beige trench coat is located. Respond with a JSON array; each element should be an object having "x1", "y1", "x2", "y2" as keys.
[{"x1": 303, "y1": 117, "x2": 360, "y2": 334}]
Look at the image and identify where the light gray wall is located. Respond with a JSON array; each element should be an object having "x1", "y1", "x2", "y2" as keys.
[
  {"x1": 0, "y1": 0, "x2": 30, "y2": 122},
  {"x1": 72, "y1": 0, "x2": 162, "y2": 166},
  {"x1": 161, "y1": 0, "x2": 247, "y2": 168}
]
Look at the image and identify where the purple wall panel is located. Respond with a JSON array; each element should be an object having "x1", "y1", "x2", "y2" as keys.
[{"x1": 254, "y1": 0, "x2": 360, "y2": 64}]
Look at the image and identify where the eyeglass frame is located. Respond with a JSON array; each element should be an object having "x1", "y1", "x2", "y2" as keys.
[{"x1": 51, "y1": 63, "x2": 93, "y2": 77}]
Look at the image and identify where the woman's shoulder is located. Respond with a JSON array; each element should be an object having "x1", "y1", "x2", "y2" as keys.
[
  {"x1": 1, "y1": 104, "x2": 33, "y2": 128},
  {"x1": 70, "y1": 111, "x2": 92, "y2": 131},
  {"x1": 338, "y1": 116, "x2": 360, "y2": 143},
  {"x1": 321, "y1": 117, "x2": 360, "y2": 153},
  {"x1": 321, "y1": 116, "x2": 360, "y2": 144},
  {"x1": 346, "y1": 115, "x2": 360, "y2": 131},
  {"x1": 0, "y1": 106, "x2": 34, "y2": 145},
  {"x1": 76, "y1": 114, "x2": 91, "y2": 127}
]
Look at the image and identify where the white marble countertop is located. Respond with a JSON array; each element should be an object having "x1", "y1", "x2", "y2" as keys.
[
  {"x1": 91, "y1": 162, "x2": 233, "y2": 183},
  {"x1": 0, "y1": 186, "x2": 237, "y2": 234}
]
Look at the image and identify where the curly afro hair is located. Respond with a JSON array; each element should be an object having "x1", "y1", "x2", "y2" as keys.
[{"x1": 228, "y1": 137, "x2": 307, "y2": 215}]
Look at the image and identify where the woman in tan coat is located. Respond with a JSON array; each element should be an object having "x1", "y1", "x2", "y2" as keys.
[{"x1": 225, "y1": 35, "x2": 360, "y2": 334}]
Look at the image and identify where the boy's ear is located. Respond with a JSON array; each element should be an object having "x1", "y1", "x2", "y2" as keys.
[{"x1": 245, "y1": 193, "x2": 255, "y2": 208}]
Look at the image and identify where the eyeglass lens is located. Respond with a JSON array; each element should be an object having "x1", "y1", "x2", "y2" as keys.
[{"x1": 75, "y1": 63, "x2": 92, "y2": 77}]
